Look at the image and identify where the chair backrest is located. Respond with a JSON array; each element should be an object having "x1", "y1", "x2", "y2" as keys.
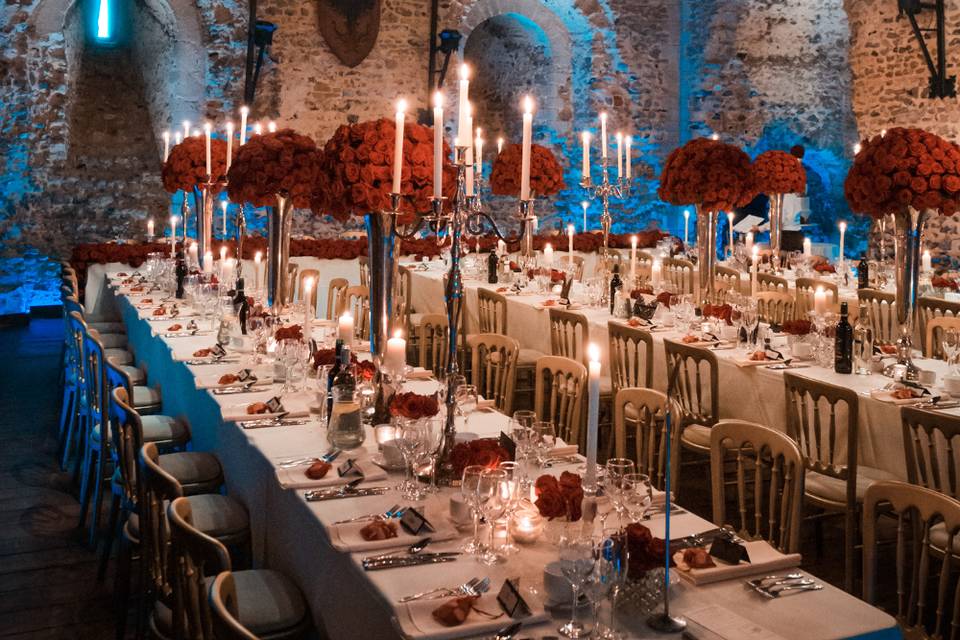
[
  {"x1": 902, "y1": 406, "x2": 960, "y2": 499},
  {"x1": 595, "y1": 250, "x2": 623, "y2": 276},
  {"x1": 919, "y1": 296, "x2": 960, "y2": 355},
  {"x1": 326, "y1": 277, "x2": 349, "y2": 321},
  {"x1": 755, "y1": 291, "x2": 795, "y2": 326},
  {"x1": 209, "y1": 573, "x2": 258, "y2": 640},
  {"x1": 138, "y1": 443, "x2": 185, "y2": 616},
  {"x1": 613, "y1": 387, "x2": 674, "y2": 490},
  {"x1": 662, "y1": 257, "x2": 695, "y2": 295},
  {"x1": 715, "y1": 265, "x2": 742, "y2": 296},
  {"x1": 558, "y1": 254, "x2": 585, "y2": 281},
  {"x1": 108, "y1": 386, "x2": 142, "y2": 511},
  {"x1": 418, "y1": 313, "x2": 449, "y2": 375},
  {"x1": 394, "y1": 265, "x2": 413, "y2": 334},
  {"x1": 337, "y1": 285, "x2": 370, "y2": 340},
  {"x1": 783, "y1": 372, "x2": 859, "y2": 501},
  {"x1": 297, "y1": 268, "x2": 319, "y2": 313},
  {"x1": 863, "y1": 480, "x2": 960, "y2": 638},
  {"x1": 608, "y1": 321, "x2": 654, "y2": 395},
  {"x1": 68, "y1": 311, "x2": 87, "y2": 390},
  {"x1": 795, "y1": 277, "x2": 839, "y2": 318},
  {"x1": 925, "y1": 316, "x2": 960, "y2": 359},
  {"x1": 82, "y1": 326, "x2": 107, "y2": 432},
  {"x1": 467, "y1": 333, "x2": 519, "y2": 416},
  {"x1": 358, "y1": 255, "x2": 369, "y2": 288},
  {"x1": 167, "y1": 497, "x2": 231, "y2": 640},
  {"x1": 548, "y1": 308, "x2": 590, "y2": 368},
  {"x1": 663, "y1": 339, "x2": 719, "y2": 430},
  {"x1": 534, "y1": 356, "x2": 587, "y2": 446},
  {"x1": 710, "y1": 420, "x2": 805, "y2": 553},
  {"x1": 756, "y1": 272, "x2": 789, "y2": 294},
  {"x1": 477, "y1": 288, "x2": 507, "y2": 335},
  {"x1": 858, "y1": 288, "x2": 898, "y2": 346}
]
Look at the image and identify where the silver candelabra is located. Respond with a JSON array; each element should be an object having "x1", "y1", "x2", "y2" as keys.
[{"x1": 581, "y1": 155, "x2": 633, "y2": 260}]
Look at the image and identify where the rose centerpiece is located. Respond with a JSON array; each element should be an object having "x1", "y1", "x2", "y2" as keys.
[
  {"x1": 845, "y1": 127, "x2": 960, "y2": 377},
  {"x1": 752, "y1": 149, "x2": 806, "y2": 268},
  {"x1": 658, "y1": 138, "x2": 755, "y2": 304},
  {"x1": 227, "y1": 129, "x2": 323, "y2": 309}
]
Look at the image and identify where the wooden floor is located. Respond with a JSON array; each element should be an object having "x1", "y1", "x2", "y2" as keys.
[{"x1": 0, "y1": 317, "x2": 876, "y2": 639}]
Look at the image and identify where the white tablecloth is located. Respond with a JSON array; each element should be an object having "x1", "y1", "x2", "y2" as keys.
[{"x1": 107, "y1": 280, "x2": 897, "y2": 640}]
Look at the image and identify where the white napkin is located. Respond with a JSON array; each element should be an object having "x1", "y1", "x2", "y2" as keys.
[
  {"x1": 399, "y1": 592, "x2": 549, "y2": 640},
  {"x1": 547, "y1": 438, "x2": 579, "y2": 459},
  {"x1": 675, "y1": 540, "x2": 801, "y2": 586},
  {"x1": 222, "y1": 396, "x2": 311, "y2": 422},
  {"x1": 406, "y1": 368, "x2": 434, "y2": 380},
  {"x1": 274, "y1": 459, "x2": 387, "y2": 490},
  {"x1": 328, "y1": 513, "x2": 459, "y2": 552},
  {"x1": 195, "y1": 371, "x2": 273, "y2": 389}
]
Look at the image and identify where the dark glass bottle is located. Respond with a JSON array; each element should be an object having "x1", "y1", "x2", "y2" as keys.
[
  {"x1": 857, "y1": 255, "x2": 869, "y2": 289},
  {"x1": 175, "y1": 250, "x2": 187, "y2": 299},
  {"x1": 332, "y1": 346, "x2": 356, "y2": 394},
  {"x1": 487, "y1": 250, "x2": 499, "y2": 284},
  {"x1": 326, "y1": 339, "x2": 344, "y2": 418},
  {"x1": 609, "y1": 264, "x2": 623, "y2": 315},
  {"x1": 233, "y1": 277, "x2": 249, "y2": 335},
  {"x1": 834, "y1": 302, "x2": 853, "y2": 374}
]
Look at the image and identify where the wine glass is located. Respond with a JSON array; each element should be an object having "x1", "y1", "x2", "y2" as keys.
[
  {"x1": 496, "y1": 461, "x2": 523, "y2": 555},
  {"x1": 620, "y1": 472, "x2": 653, "y2": 522},
  {"x1": 420, "y1": 417, "x2": 445, "y2": 491},
  {"x1": 455, "y1": 383, "x2": 478, "y2": 428},
  {"x1": 277, "y1": 339, "x2": 303, "y2": 394},
  {"x1": 603, "y1": 458, "x2": 636, "y2": 528},
  {"x1": 557, "y1": 532, "x2": 597, "y2": 638},
  {"x1": 584, "y1": 539, "x2": 617, "y2": 639},
  {"x1": 510, "y1": 418, "x2": 536, "y2": 489},
  {"x1": 943, "y1": 328, "x2": 959, "y2": 372},
  {"x1": 532, "y1": 421, "x2": 557, "y2": 468},
  {"x1": 476, "y1": 468, "x2": 509, "y2": 565},
  {"x1": 460, "y1": 465, "x2": 486, "y2": 554},
  {"x1": 396, "y1": 421, "x2": 427, "y2": 500}
]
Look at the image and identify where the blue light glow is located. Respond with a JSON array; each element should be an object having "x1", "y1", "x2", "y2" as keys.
[{"x1": 96, "y1": 0, "x2": 109, "y2": 39}]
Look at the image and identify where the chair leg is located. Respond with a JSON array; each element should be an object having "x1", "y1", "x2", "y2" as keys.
[
  {"x1": 844, "y1": 508, "x2": 856, "y2": 594},
  {"x1": 88, "y1": 451, "x2": 107, "y2": 547},
  {"x1": 58, "y1": 386, "x2": 77, "y2": 470},
  {"x1": 114, "y1": 536, "x2": 133, "y2": 640},
  {"x1": 98, "y1": 495, "x2": 121, "y2": 582},
  {"x1": 77, "y1": 444, "x2": 96, "y2": 531},
  {"x1": 72, "y1": 413, "x2": 89, "y2": 484}
]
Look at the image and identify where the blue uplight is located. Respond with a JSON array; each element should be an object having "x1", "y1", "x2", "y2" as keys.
[{"x1": 96, "y1": 0, "x2": 110, "y2": 39}]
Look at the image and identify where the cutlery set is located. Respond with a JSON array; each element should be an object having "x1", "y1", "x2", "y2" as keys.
[
  {"x1": 304, "y1": 479, "x2": 387, "y2": 502},
  {"x1": 277, "y1": 449, "x2": 341, "y2": 468},
  {"x1": 213, "y1": 379, "x2": 264, "y2": 395},
  {"x1": 398, "y1": 576, "x2": 490, "y2": 603},
  {"x1": 746, "y1": 573, "x2": 823, "y2": 598},
  {"x1": 333, "y1": 503, "x2": 407, "y2": 525},
  {"x1": 238, "y1": 413, "x2": 308, "y2": 429}
]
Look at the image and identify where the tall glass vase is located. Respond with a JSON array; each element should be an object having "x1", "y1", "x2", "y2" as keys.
[
  {"x1": 364, "y1": 211, "x2": 397, "y2": 367},
  {"x1": 266, "y1": 194, "x2": 293, "y2": 311},
  {"x1": 889, "y1": 207, "x2": 929, "y2": 379},
  {"x1": 768, "y1": 193, "x2": 784, "y2": 272},
  {"x1": 193, "y1": 185, "x2": 214, "y2": 270},
  {"x1": 696, "y1": 204, "x2": 718, "y2": 305}
]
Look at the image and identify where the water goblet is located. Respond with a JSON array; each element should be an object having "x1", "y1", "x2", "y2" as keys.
[
  {"x1": 532, "y1": 421, "x2": 557, "y2": 468},
  {"x1": 496, "y1": 461, "x2": 524, "y2": 555},
  {"x1": 460, "y1": 465, "x2": 486, "y2": 554},
  {"x1": 396, "y1": 421, "x2": 427, "y2": 501},
  {"x1": 557, "y1": 532, "x2": 597, "y2": 638},
  {"x1": 477, "y1": 468, "x2": 509, "y2": 565},
  {"x1": 620, "y1": 472, "x2": 653, "y2": 523},
  {"x1": 455, "y1": 383, "x2": 478, "y2": 428}
]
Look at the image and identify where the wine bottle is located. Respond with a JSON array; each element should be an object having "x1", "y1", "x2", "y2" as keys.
[
  {"x1": 857, "y1": 255, "x2": 869, "y2": 290},
  {"x1": 853, "y1": 304, "x2": 873, "y2": 375},
  {"x1": 834, "y1": 302, "x2": 853, "y2": 374},
  {"x1": 328, "y1": 344, "x2": 364, "y2": 449},
  {"x1": 175, "y1": 250, "x2": 187, "y2": 299},
  {"x1": 487, "y1": 250, "x2": 499, "y2": 284},
  {"x1": 332, "y1": 345, "x2": 356, "y2": 392},
  {"x1": 609, "y1": 264, "x2": 623, "y2": 315},
  {"x1": 326, "y1": 339, "x2": 344, "y2": 419}
]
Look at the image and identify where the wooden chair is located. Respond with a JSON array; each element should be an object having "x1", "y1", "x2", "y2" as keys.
[
  {"x1": 919, "y1": 296, "x2": 960, "y2": 355},
  {"x1": 756, "y1": 272, "x2": 789, "y2": 294},
  {"x1": 358, "y1": 255, "x2": 369, "y2": 288},
  {"x1": 467, "y1": 333, "x2": 519, "y2": 416},
  {"x1": 902, "y1": 407, "x2": 960, "y2": 498},
  {"x1": 534, "y1": 356, "x2": 587, "y2": 448},
  {"x1": 337, "y1": 285, "x2": 370, "y2": 341},
  {"x1": 395, "y1": 265, "x2": 415, "y2": 337},
  {"x1": 209, "y1": 573, "x2": 258, "y2": 640},
  {"x1": 795, "y1": 277, "x2": 839, "y2": 319},
  {"x1": 613, "y1": 388, "x2": 675, "y2": 491},
  {"x1": 715, "y1": 265, "x2": 742, "y2": 296},
  {"x1": 296, "y1": 268, "x2": 319, "y2": 313},
  {"x1": 925, "y1": 316, "x2": 960, "y2": 360},
  {"x1": 858, "y1": 289, "x2": 897, "y2": 346},
  {"x1": 418, "y1": 313, "x2": 449, "y2": 375},
  {"x1": 608, "y1": 321, "x2": 654, "y2": 394},
  {"x1": 477, "y1": 288, "x2": 507, "y2": 334},
  {"x1": 325, "y1": 278, "x2": 349, "y2": 321},
  {"x1": 548, "y1": 308, "x2": 590, "y2": 368},
  {"x1": 863, "y1": 481, "x2": 960, "y2": 637},
  {"x1": 710, "y1": 420, "x2": 805, "y2": 553},
  {"x1": 755, "y1": 291, "x2": 795, "y2": 325},
  {"x1": 663, "y1": 339, "x2": 719, "y2": 457},
  {"x1": 558, "y1": 254, "x2": 585, "y2": 281},
  {"x1": 663, "y1": 257, "x2": 695, "y2": 295},
  {"x1": 783, "y1": 372, "x2": 897, "y2": 592},
  {"x1": 167, "y1": 498, "x2": 309, "y2": 640},
  {"x1": 595, "y1": 250, "x2": 623, "y2": 276}
]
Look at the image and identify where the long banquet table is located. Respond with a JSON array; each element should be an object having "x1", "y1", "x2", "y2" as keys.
[{"x1": 102, "y1": 271, "x2": 900, "y2": 640}]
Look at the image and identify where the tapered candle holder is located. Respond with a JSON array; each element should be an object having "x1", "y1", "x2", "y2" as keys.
[{"x1": 581, "y1": 155, "x2": 632, "y2": 264}]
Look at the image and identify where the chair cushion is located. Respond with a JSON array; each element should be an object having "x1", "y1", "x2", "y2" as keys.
[
  {"x1": 105, "y1": 349, "x2": 134, "y2": 365},
  {"x1": 680, "y1": 423, "x2": 713, "y2": 449},
  {"x1": 158, "y1": 452, "x2": 222, "y2": 490},
  {"x1": 805, "y1": 465, "x2": 900, "y2": 504},
  {"x1": 929, "y1": 522, "x2": 960, "y2": 554},
  {"x1": 141, "y1": 414, "x2": 189, "y2": 444},
  {"x1": 89, "y1": 321, "x2": 125, "y2": 333},
  {"x1": 185, "y1": 493, "x2": 250, "y2": 538},
  {"x1": 118, "y1": 365, "x2": 146, "y2": 386},
  {"x1": 517, "y1": 348, "x2": 546, "y2": 367},
  {"x1": 132, "y1": 386, "x2": 161, "y2": 408}
]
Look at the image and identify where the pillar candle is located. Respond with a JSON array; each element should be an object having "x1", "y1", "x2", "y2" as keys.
[
  {"x1": 432, "y1": 91, "x2": 443, "y2": 200},
  {"x1": 457, "y1": 64, "x2": 470, "y2": 146},
  {"x1": 254, "y1": 123, "x2": 262, "y2": 136},
  {"x1": 624, "y1": 135, "x2": 632, "y2": 179},
  {"x1": 170, "y1": 216, "x2": 177, "y2": 256},
  {"x1": 392, "y1": 99, "x2": 406, "y2": 194},
  {"x1": 303, "y1": 276, "x2": 314, "y2": 327},
  {"x1": 203, "y1": 252, "x2": 213, "y2": 274},
  {"x1": 803, "y1": 237, "x2": 812, "y2": 257},
  {"x1": 239, "y1": 106, "x2": 249, "y2": 146},
  {"x1": 385, "y1": 330, "x2": 406, "y2": 373},
  {"x1": 923, "y1": 250, "x2": 932, "y2": 272},
  {"x1": 338, "y1": 312, "x2": 355, "y2": 346},
  {"x1": 652, "y1": 259, "x2": 662, "y2": 289},
  {"x1": 751, "y1": 246, "x2": 759, "y2": 296},
  {"x1": 203, "y1": 123, "x2": 212, "y2": 178},
  {"x1": 474, "y1": 127, "x2": 483, "y2": 176},
  {"x1": 684, "y1": 209, "x2": 690, "y2": 247},
  {"x1": 162, "y1": 131, "x2": 170, "y2": 162},
  {"x1": 267, "y1": 121, "x2": 277, "y2": 133},
  {"x1": 814, "y1": 286, "x2": 827, "y2": 315},
  {"x1": 745, "y1": 231, "x2": 754, "y2": 254},
  {"x1": 147, "y1": 218, "x2": 155, "y2": 239},
  {"x1": 615, "y1": 132, "x2": 623, "y2": 179},
  {"x1": 543, "y1": 243, "x2": 554, "y2": 267},
  {"x1": 582, "y1": 201, "x2": 589, "y2": 232},
  {"x1": 630, "y1": 235, "x2": 638, "y2": 282},
  {"x1": 599, "y1": 112, "x2": 608, "y2": 159},
  {"x1": 225, "y1": 121, "x2": 234, "y2": 173},
  {"x1": 584, "y1": 343, "x2": 601, "y2": 490},
  {"x1": 175, "y1": 131, "x2": 182, "y2": 145},
  {"x1": 838, "y1": 221, "x2": 846, "y2": 263},
  {"x1": 254, "y1": 251, "x2": 262, "y2": 289},
  {"x1": 219, "y1": 246, "x2": 227, "y2": 264},
  {"x1": 727, "y1": 211, "x2": 735, "y2": 250},
  {"x1": 221, "y1": 201, "x2": 228, "y2": 238},
  {"x1": 581, "y1": 131, "x2": 591, "y2": 183},
  {"x1": 221, "y1": 258, "x2": 235, "y2": 286},
  {"x1": 568, "y1": 224, "x2": 575, "y2": 256},
  {"x1": 497, "y1": 239, "x2": 507, "y2": 255},
  {"x1": 520, "y1": 96, "x2": 533, "y2": 201}
]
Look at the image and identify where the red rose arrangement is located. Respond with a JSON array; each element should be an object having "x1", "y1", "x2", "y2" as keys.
[
  {"x1": 227, "y1": 129, "x2": 322, "y2": 208},
  {"x1": 845, "y1": 127, "x2": 960, "y2": 218},
  {"x1": 490, "y1": 143, "x2": 565, "y2": 197},
  {"x1": 624, "y1": 523, "x2": 669, "y2": 578},
  {"x1": 655, "y1": 291, "x2": 674, "y2": 308},
  {"x1": 534, "y1": 472, "x2": 584, "y2": 522},
  {"x1": 356, "y1": 360, "x2": 377, "y2": 381},
  {"x1": 702, "y1": 303, "x2": 734, "y2": 325},
  {"x1": 162, "y1": 136, "x2": 229, "y2": 194},
  {"x1": 932, "y1": 275, "x2": 959, "y2": 291},
  {"x1": 312, "y1": 348, "x2": 359, "y2": 369},
  {"x1": 813, "y1": 262, "x2": 836, "y2": 274},
  {"x1": 389, "y1": 391, "x2": 440, "y2": 420},
  {"x1": 752, "y1": 150, "x2": 806, "y2": 194},
  {"x1": 631, "y1": 287, "x2": 653, "y2": 298},
  {"x1": 658, "y1": 138, "x2": 756, "y2": 212},
  {"x1": 273, "y1": 324, "x2": 303, "y2": 341},
  {"x1": 448, "y1": 438, "x2": 512, "y2": 479},
  {"x1": 781, "y1": 319, "x2": 813, "y2": 336},
  {"x1": 314, "y1": 118, "x2": 457, "y2": 223}
]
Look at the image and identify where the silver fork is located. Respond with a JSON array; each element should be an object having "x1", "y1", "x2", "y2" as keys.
[
  {"x1": 756, "y1": 583, "x2": 823, "y2": 598},
  {"x1": 468, "y1": 576, "x2": 491, "y2": 596},
  {"x1": 334, "y1": 504, "x2": 402, "y2": 525},
  {"x1": 398, "y1": 577, "x2": 482, "y2": 603}
]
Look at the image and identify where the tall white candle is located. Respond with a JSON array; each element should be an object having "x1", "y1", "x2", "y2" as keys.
[
  {"x1": 652, "y1": 259, "x2": 662, "y2": 289},
  {"x1": 497, "y1": 239, "x2": 507, "y2": 255},
  {"x1": 599, "y1": 112, "x2": 608, "y2": 159},
  {"x1": 338, "y1": 312, "x2": 355, "y2": 346},
  {"x1": 683, "y1": 209, "x2": 690, "y2": 246},
  {"x1": 923, "y1": 250, "x2": 932, "y2": 272},
  {"x1": 838, "y1": 221, "x2": 846, "y2": 263},
  {"x1": 385, "y1": 330, "x2": 406, "y2": 373},
  {"x1": 303, "y1": 276, "x2": 314, "y2": 327},
  {"x1": 221, "y1": 258, "x2": 235, "y2": 286},
  {"x1": 474, "y1": 127, "x2": 483, "y2": 176},
  {"x1": 751, "y1": 246, "x2": 759, "y2": 296},
  {"x1": 203, "y1": 251, "x2": 213, "y2": 274},
  {"x1": 803, "y1": 237, "x2": 812, "y2": 257},
  {"x1": 188, "y1": 241, "x2": 198, "y2": 267},
  {"x1": 581, "y1": 131, "x2": 591, "y2": 183},
  {"x1": 219, "y1": 246, "x2": 227, "y2": 263},
  {"x1": 267, "y1": 121, "x2": 277, "y2": 133},
  {"x1": 457, "y1": 64, "x2": 470, "y2": 146},
  {"x1": 175, "y1": 131, "x2": 182, "y2": 146},
  {"x1": 630, "y1": 235, "x2": 638, "y2": 282},
  {"x1": 392, "y1": 98, "x2": 406, "y2": 194},
  {"x1": 543, "y1": 243, "x2": 554, "y2": 267},
  {"x1": 254, "y1": 123, "x2": 262, "y2": 136},
  {"x1": 584, "y1": 343, "x2": 601, "y2": 490},
  {"x1": 814, "y1": 286, "x2": 827, "y2": 315},
  {"x1": 520, "y1": 96, "x2": 533, "y2": 201},
  {"x1": 582, "y1": 201, "x2": 589, "y2": 232},
  {"x1": 568, "y1": 224, "x2": 575, "y2": 256},
  {"x1": 225, "y1": 121, "x2": 234, "y2": 173},
  {"x1": 170, "y1": 216, "x2": 177, "y2": 256},
  {"x1": 182, "y1": 120, "x2": 190, "y2": 140},
  {"x1": 727, "y1": 211, "x2": 735, "y2": 250},
  {"x1": 615, "y1": 132, "x2": 623, "y2": 179},
  {"x1": 745, "y1": 231, "x2": 754, "y2": 254},
  {"x1": 162, "y1": 130, "x2": 170, "y2": 162},
  {"x1": 624, "y1": 135, "x2": 632, "y2": 179},
  {"x1": 203, "y1": 123, "x2": 212, "y2": 178},
  {"x1": 221, "y1": 201, "x2": 228, "y2": 237},
  {"x1": 464, "y1": 105, "x2": 474, "y2": 197},
  {"x1": 254, "y1": 251, "x2": 262, "y2": 290},
  {"x1": 432, "y1": 91, "x2": 443, "y2": 200},
  {"x1": 497, "y1": 137, "x2": 504, "y2": 155},
  {"x1": 239, "y1": 106, "x2": 249, "y2": 146},
  {"x1": 147, "y1": 218, "x2": 155, "y2": 239}
]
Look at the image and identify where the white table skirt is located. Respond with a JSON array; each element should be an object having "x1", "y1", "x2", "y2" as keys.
[{"x1": 106, "y1": 279, "x2": 898, "y2": 640}]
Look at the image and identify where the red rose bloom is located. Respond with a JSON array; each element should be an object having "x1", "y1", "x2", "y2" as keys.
[
  {"x1": 534, "y1": 472, "x2": 584, "y2": 522},
  {"x1": 535, "y1": 490, "x2": 567, "y2": 519},
  {"x1": 658, "y1": 138, "x2": 756, "y2": 212},
  {"x1": 781, "y1": 319, "x2": 813, "y2": 336},
  {"x1": 227, "y1": 129, "x2": 323, "y2": 209},
  {"x1": 162, "y1": 136, "x2": 229, "y2": 193},
  {"x1": 389, "y1": 391, "x2": 440, "y2": 420},
  {"x1": 752, "y1": 150, "x2": 806, "y2": 194},
  {"x1": 489, "y1": 143, "x2": 565, "y2": 197}
]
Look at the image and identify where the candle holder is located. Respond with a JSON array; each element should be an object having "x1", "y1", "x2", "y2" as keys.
[{"x1": 581, "y1": 155, "x2": 632, "y2": 265}]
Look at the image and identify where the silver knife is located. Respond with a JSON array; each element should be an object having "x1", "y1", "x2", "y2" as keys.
[{"x1": 362, "y1": 556, "x2": 458, "y2": 571}]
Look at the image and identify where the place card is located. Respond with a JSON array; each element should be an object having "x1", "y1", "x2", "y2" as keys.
[
  {"x1": 265, "y1": 396, "x2": 284, "y2": 414},
  {"x1": 210, "y1": 343, "x2": 227, "y2": 358},
  {"x1": 499, "y1": 432, "x2": 517, "y2": 460},
  {"x1": 236, "y1": 368, "x2": 256, "y2": 383},
  {"x1": 399, "y1": 507, "x2": 435, "y2": 536},
  {"x1": 337, "y1": 458, "x2": 364, "y2": 478},
  {"x1": 709, "y1": 535, "x2": 750, "y2": 565},
  {"x1": 496, "y1": 579, "x2": 531, "y2": 618}
]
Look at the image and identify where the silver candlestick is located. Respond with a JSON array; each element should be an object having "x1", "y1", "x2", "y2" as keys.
[{"x1": 581, "y1": 155, "x2": 632, "y2": 262}]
